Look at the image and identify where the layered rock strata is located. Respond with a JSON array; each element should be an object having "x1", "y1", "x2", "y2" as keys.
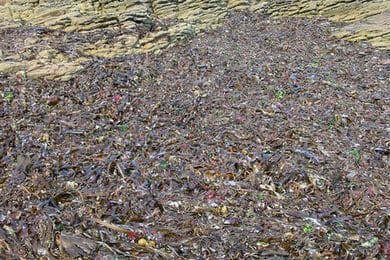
[{"x1": 0, "y1": 0, "x2": 388, "y2": 80}]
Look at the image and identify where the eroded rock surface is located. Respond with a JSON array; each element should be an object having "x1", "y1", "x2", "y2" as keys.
[{"x1": 0, "y1": 0, "x2": 389, "y2": 80}]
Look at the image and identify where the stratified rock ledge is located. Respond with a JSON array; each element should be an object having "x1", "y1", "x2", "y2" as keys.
[{"x1": 0, "y1": 0, "x2": 389, "y2": 80}]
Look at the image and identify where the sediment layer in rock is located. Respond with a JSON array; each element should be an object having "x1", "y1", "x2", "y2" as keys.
[{"x1": 0, "y1": 0, "x2": 388, "y2": 80}]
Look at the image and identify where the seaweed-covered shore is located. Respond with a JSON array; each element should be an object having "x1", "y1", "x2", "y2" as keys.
[{"x1": 0, "y1": 12, "x2": 389, "y2": 259}]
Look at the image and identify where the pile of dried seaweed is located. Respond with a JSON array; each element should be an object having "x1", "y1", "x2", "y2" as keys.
[{"x1": 0, "y1": 12, "x2": 389, "y2": 259}]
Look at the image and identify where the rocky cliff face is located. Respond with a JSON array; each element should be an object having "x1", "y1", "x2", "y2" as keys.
[{"x1": 0, "y1": 0, "x2": 389, "y2": 80}]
